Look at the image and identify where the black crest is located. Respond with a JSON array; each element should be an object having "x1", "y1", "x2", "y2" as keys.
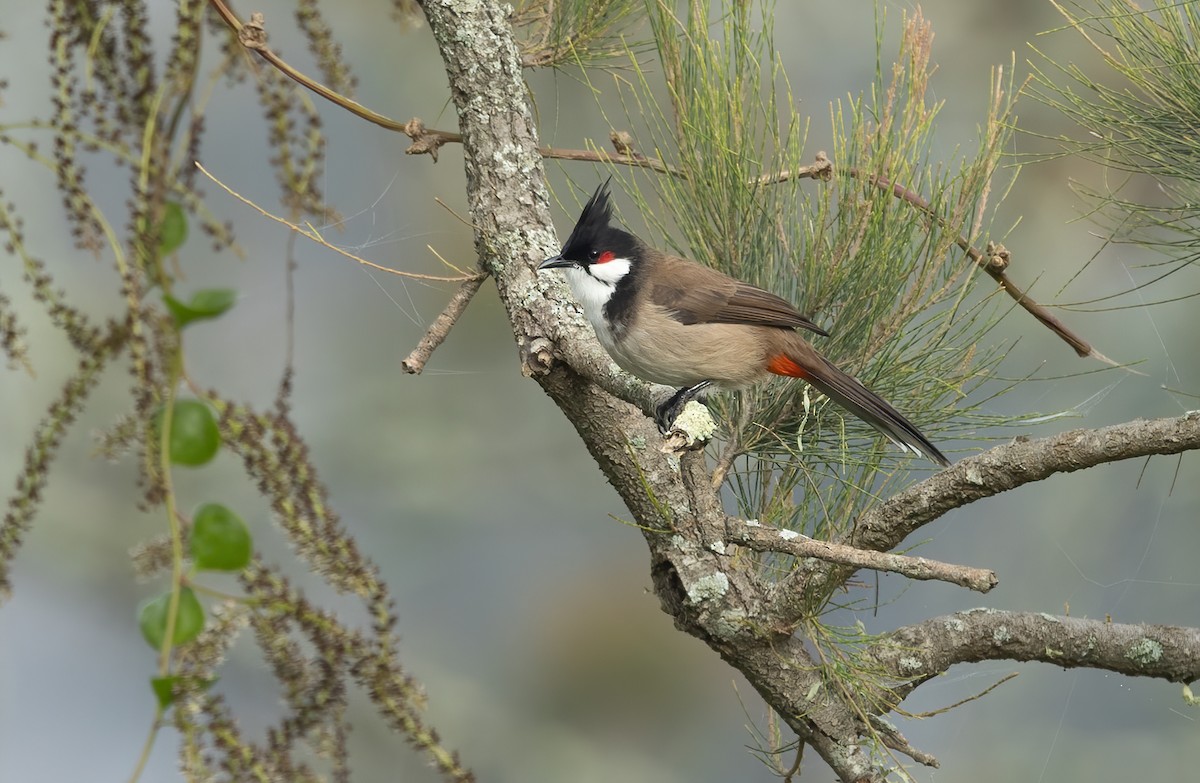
[{"x1": 559, "y1": 178, "x2": 616, "y2": 261}]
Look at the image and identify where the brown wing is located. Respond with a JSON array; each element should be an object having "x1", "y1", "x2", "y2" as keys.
[{"x1": 647, "y1": 255, "x2": 829, "y2": 336}]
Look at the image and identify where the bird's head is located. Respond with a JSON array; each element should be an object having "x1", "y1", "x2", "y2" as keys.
[{"x1": 539, "y1": 180, "x2": 641, "y2": 286}]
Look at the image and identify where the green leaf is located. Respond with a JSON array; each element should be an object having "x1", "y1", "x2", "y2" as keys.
[
  {"x1": 190, "y1": 503, "x2": 252, "y2": 571},
  {"x1": 150, "y1": 675, "x2": 180, "y2": 709},
  {"x1": 138, "y1": 587, "x2": 205, "y2": 650},
  {"x1": 158, "y1": 201, "x2": 188, "y2": 255},
  {"x1": 149, "y1": 674, "x2": 217, "y2": 710},
  {"x1": 154, "y1": 400, "x2": 221, "y2": 467},
  {"x1": 164, "y1": 288, "x2": 237, "y2": 329}
]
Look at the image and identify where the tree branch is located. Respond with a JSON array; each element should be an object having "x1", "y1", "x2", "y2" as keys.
[
  {"x1": 849, "y1": 412, "x2": 1200, "y2": 554},
  {"x1": 761, "y1": 413, "x2": 1200, "y2": 630},
  {"x1": 401, "y1": 275, "x2": 487, "y2": 374},
  {"x1": 399, "y1": 118, "x2": 684, "y2": 172},
  {"x1": 865, "y1": 610, "x2": 1200, "y2": 709},
  {"x1": 868, "y1": 716, "x2": 940, "y2": 768},
  {"x1": 726, "y1": 518, "x2": 997, "y2": 593},
  {"x1": 756, "y1": 155, "x2": 1109, "y2": 364},
  {"x1": 208, "y1": 1, "x2": 411, "y2": 133},
  {"x1": 848, "y1": 167, "x2": 1114, "y2": 365}
]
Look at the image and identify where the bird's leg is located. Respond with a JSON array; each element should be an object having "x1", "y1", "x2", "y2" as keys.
[{"x1": 655, "y1": 381, "x2": 713, "y2": 434}]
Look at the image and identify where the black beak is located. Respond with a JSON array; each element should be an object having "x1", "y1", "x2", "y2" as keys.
[{"x1": 538, "y1": 254, "x2": 574, "y2": 271}]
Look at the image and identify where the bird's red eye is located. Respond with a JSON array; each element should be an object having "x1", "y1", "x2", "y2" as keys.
[{"x1": 595, "y1": 250, "x2": 616, "y2": 264}]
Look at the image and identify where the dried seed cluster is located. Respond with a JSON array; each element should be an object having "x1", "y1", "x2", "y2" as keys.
[{"x1": 2, "y1": 2, "x2": 469, "y2": 779}]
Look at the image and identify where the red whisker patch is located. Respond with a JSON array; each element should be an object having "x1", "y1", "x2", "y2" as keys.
[
  {"x1": 766, "y1": 354, "x2": 808, "y2": 378},
  {"x1": 596, "y1": 250, "x2": 616, "y2": 264}
]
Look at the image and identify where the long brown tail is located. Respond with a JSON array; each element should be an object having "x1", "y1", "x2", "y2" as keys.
[{"x1": 766, "y1": 347, "x2": 950, "y2": 467}]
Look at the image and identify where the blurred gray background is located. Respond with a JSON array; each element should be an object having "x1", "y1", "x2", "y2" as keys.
[{"x1": 2, "y1": 1, "x2": 1198, "y2": 781}]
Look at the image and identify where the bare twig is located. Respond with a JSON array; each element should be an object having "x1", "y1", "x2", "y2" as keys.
[
  {"x1": 536, "y1": 143, "x2": 680, "y2": 176},
  {"x1": 401, "y1": 275, "x2": 488, "y2": 374},
  {"x1": 750, "y1": 154, "x2": 1108, "y2": 364},
  {"x1": 897, "y1": 672, "x2": 1018, "y2": 719},
  {"x1": 782, "y1": 742, "x2": 804, "y2": 781},
  {"x1": 208, "y1": 1, "x2": 411, "y2": 133},
  {"x1": 195, "y1": 163, "x2": 480, "y2": 283},
  {"x1": 866, "y1": 716, "x2": 940, "y2": 768},
  {"x1": 400, "y1": 117, "x2": 682, "y2": 172},
  {"x1": 204, "y1": 2, "x2": 679, "y2": 175},
  {"x1": 847, "y1": 167, "x2": 1114, "y2": 365},
  {"x1": 202, "y1": 2, "x2": 681, "y2": 178},
  {"x1": 751, "y1": 154, "x2": 834, "y2": 186},
  {"x1": 727, "y1": 519, "x2": 997, "y2": 593}
]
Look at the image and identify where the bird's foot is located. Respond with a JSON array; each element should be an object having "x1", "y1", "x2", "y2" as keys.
[
  {"x1": 658, "y1": 401, "x2": 718, "y2": 453},
  {"x1": 655, "y1": 382, "x2": 712, "y2": 435}
]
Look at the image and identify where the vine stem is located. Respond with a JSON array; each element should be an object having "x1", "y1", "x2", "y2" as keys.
[
  {"x1": 127, "y1": 708, "x2": 163, "y2": 783},
  {"x1": 156, "y1": 349, "x2": 186, "y2": 675}
]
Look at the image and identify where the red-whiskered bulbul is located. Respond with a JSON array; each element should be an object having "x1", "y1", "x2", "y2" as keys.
[{"x1": 538, "y1": 182, "x2": 950, "y2": 467}]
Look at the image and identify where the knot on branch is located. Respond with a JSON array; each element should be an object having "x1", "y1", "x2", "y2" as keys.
[
  {"x1": 985, "y1": 240, "x2": 1010, "y2": 272},
  {"x1": 403, "y1": 117, "x2": 461, "y2": 163},
  {"x1": 519, "y1": 336, "x2": 556, "y2": 378},
  {"x1": 238, "y1": 12, "x2": 268, "y2": 51},
  {"x1": 609, "y1": 129, "x2": 638, "y2": 157},
  {"x1": 811, "y1": 150, "x2": 834, "y2": 181}
]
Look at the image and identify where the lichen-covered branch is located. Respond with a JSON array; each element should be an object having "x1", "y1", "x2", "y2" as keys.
[
  {"x1": 726, "y1": 518, "x2": 997, "y2": 593},
  {"x1": 865, "y1": 610, "x2": 1200, "y2": 708},
  {"x1": 849, "y1": 412, "x2": 1200, "y2": 554}
]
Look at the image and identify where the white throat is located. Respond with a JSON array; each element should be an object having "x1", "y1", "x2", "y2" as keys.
[{"x1": 561, "y1": 258, "x2": 631, "y2": 348}]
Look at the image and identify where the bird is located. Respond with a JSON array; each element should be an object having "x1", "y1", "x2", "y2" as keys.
[{"x1": 538, "y1": 181, "x2": 950, "y2": 467}]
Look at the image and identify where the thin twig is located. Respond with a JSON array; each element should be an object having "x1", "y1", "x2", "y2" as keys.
[
  {"x1": 782, "y1": 742, "x2": 804, "y2": 782},
  {"x1": 897, "y1": 672, "x2": 1019, "y2": 719},
  {"x1": 401, "y1": 275, "x2": 488, "y2": 374},
  {"x1": 751, "y1": 158, "x2": 835, "y2": 186},
  {"x1": 194, "y1": 163, "x2": 480, "y2": 283},
  {"x1": 208, "y1": 1, "x2": 410, "y2": 133},
  {"x1": 866, "y1": 716, "x2": 940, "y2": 768},
  {"x1": 400, "y1": 116, "x2": 683, "y2": 173},
  {"x1": 711, "y1": 400, "x2": 753, "y2": 488},
  {"x1": 755, "y1": 155, "x2": 1111, "y2": 364},
  {"x1": 727, "y1": 518, "x2": 998, "y2": 593},
  {"x1": 846, "y1": 166, "x2": 1115, "y2": 365},
  {"x1": 537, "y1": 144, "x2": 679, "y2": 176}
]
